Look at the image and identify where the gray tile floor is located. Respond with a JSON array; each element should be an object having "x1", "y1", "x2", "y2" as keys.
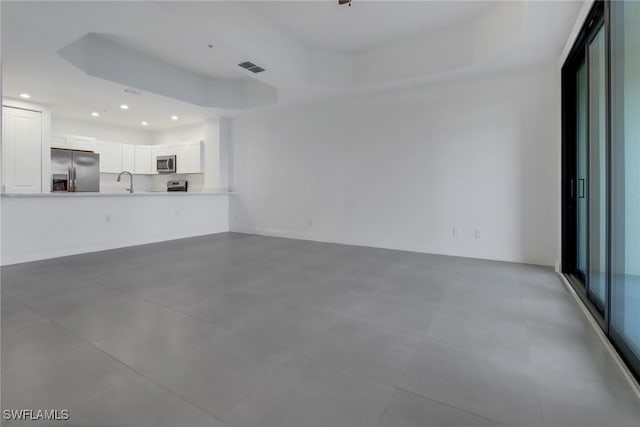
[{"x1": 2, "y1": 232, "x2": 639, "y2": 427}]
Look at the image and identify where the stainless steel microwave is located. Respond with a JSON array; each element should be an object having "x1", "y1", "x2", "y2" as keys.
[{"x1": 157, "y1": 155, "x2": 176, "y2": 173}]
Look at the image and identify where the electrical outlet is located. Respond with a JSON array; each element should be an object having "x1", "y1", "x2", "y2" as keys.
[
  {"x1": 175, "y1": 210, "x2": 180, "y2": 217},
  {"x1": 309, "y1": 219, "x2": 315, "y2": 228},
  {"x1": 474, "y1": 229, "x2": 480, "y2": 239},
  {"x1": 105, "y1": 214, "x2": 111, "y2": 223},
  {"x1": 452, "y1": 227, "x2": 458, "y2": 239}
]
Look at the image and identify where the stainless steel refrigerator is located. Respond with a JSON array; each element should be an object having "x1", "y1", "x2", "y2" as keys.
[{"x1": 51, "y1": 149, "x2": 100, "y2": 192}]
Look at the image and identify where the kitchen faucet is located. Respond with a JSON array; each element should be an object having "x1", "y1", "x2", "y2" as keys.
[{"x1": 116, "y1": 171, "x2": 134, "y2": 193}]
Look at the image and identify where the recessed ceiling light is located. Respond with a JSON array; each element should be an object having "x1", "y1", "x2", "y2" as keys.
[
  {"x1": 171, "y1": 115, "x2": 179, "y2": 120},
  {"x1": 141, "y1": 121, "x2": 148, "y2": 126},
  {"x1": 19, "y1": 93, "x2": 31, "y2": 99},
  {"x1": 91, "y1": 112, "x2": 100, "y2": 117},
  {"x1": 120, "y1": 104, "x2": 129, "y2": 110}
]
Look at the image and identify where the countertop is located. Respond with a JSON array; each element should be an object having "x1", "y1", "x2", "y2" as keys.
[{"x1": 1, "y1": 191, "x2": 233, "y2": 198}]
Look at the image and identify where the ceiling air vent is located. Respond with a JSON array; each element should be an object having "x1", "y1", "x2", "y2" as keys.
[
  {"x1": 238, "y1": 61, "x2": 265, "y2": 74},
  {"x1": 124, "y1": 88, "x2": 143, "y2": 95}
]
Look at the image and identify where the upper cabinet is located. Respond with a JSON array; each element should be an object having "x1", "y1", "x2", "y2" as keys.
[
  {"x1": 173, "y1": 142, "x2": 189, "y2": 174},
  {"x1": 122, "y1": 144, "x2": 135, "y2": 172},
  {"x1": 95, "y1": 141, "x2": 123, "y2": 173},
  {"x1": 51, "y1": 134, "x2": 96, "y2": 151},
  {"x1": 186, "y1": 140, "x2": 204, "y2": 174},
  {"x1": 94, "y1": 140, "x2": 203, "y2": 175},
  {"x1": 2, "y1": 106, "x2": 42, "y2": 193},
  {"x1": 48, "y1": 135, "x2": 204, "y2": 176},
  {"x1": 134, "y1": 145, "x2": 153, "y2": 174},
  {"x1": 148, "y1": 141, "x2": 204, "y2": 174},
  {"x1": 170, "y1": 140, "x2": 203, "y2": 174}
]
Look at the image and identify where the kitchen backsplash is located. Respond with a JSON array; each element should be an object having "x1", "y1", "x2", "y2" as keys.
[{"x1": 99, "y1": 173, "x2": 204, "y2": 193}]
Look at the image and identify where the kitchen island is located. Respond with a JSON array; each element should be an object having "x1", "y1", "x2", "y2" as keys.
[{"x1": 1, "y1": 192, "x2": 231, "y2": 265}]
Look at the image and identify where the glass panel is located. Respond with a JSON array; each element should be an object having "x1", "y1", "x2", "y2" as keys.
[
  {"x1": 611, "y1": 0, "x2": 640, "y2": 360},
  {"x1": 577, "y1": 62, "x2": 588, "y2": 279},
  {"x1": 587, "y1": 25, "x2": 607, "y2": 309}
]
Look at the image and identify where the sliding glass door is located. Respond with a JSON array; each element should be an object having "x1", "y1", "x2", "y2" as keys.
[
  {"x1": 587, "y1": 22, "x2": 608, "y2": 311},
  {"x1": 610, "y1": 0, "x2": 640, "y2": 376},
  {"x1": 563, "y1": 0, "x2": 640, "y2": 380},
  {"x1": 563, "y1": 4, "x2": 607, "y2": 318},
  {"x1": 576, "y1": 61, "x2": 588, "y2": 283}
]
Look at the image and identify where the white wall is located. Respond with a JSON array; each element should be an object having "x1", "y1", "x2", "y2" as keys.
[
  {"x1": 150, "y1": 123, "x2": 204, "y2": 145},
  {"x1": 230, "y1": 64, "x2": 560, "y2": 266},
  {"x1": 1, "y1": 194, "x2": 229, "y2": 265},
  {"x1": 51, "y1": 116, "x2": 151, "y2": 145}
]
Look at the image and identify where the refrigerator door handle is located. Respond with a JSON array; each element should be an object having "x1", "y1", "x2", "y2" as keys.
[{"x1": 69, "y1": 166, "x2": 77, "y2": 192}]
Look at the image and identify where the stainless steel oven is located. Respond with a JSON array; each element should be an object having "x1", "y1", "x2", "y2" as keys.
[
  {"x1": 156, "y1": 155, "x2": 176, "y2": 174},
  {"x1": 167, "y1": 180, "x2": 188, "y2": 192}
]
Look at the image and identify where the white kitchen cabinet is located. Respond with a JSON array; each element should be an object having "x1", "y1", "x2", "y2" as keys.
[
  {"x1": 122, "y1": 144, "x2": 135, "y2": 172},
  {"x1": 173, "y1": 140, "x2": 203, "y2": 174},
  {"x1": 51, "y1": 134, "x2": 67, "y2": 150},
  {"x1": 174, "y1": 142, "x2": 189, "y2": 174},
  {"x1": 106, "y1": 143, "x2": 124, "y2": 173},
  {"x1": 149, "y1": 145, "x2": 163, "y2": 175},
  {"x1": 95, "y1": 141, "x2": 123, "y2": 173},
  {"x1": 150, "y1": 146, "x2": 158, "y2": 175},
  {"x1": 2, "y1": 107, "x2": 42, "y2": 193},
  {"x1": 68, "y1": 135, "x2": 96, "y2": 151},
  {"x1": 186, "y1": 140, "x2": 204, "y2": 173},
  {"x1": 148, "y1": 141, "x2": 203, "y2": 174},
  {"x1": 91, "y1": 141, "x2": 204, "y2": 175},
  {"x1": 154, "y1": 144, "x2": 170, "y2": 157},
  {"x1": 51, "y1": 134, "x2": 96, "y2": 151},
  {"x1": 94, "y1": 141, "x2": 106, "y2": 171},
  {"x1": 134, "y1": 145, "x2": 153, "y2": 174}
]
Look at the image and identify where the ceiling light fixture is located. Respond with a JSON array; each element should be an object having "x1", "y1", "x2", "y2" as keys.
[
  {"x1": 91, "y1": 112, "x2": 100, "y2": 117},
  {"x1": 171, "y1": 115, "x2": 179, "y2": 120},
  {"x1": 19, "y1": 93, "x2": 31, "y2": 99},
  {"x1": 120, "y1": 104, "x2": 129, "y2": 110},
  {"x1": 339, "y1": 0, "x2": 352, "y2": 6},
  {"x1": 141, "y1": 121, "x2": 148, "y2": 126}
]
